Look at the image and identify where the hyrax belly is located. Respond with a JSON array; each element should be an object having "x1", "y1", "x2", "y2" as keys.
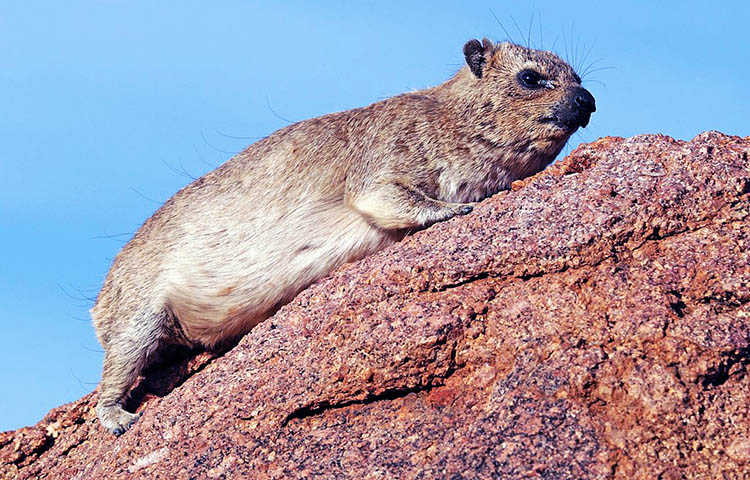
[{"x1": 164, "y1": 201, "x2": 399, "y2": 346}]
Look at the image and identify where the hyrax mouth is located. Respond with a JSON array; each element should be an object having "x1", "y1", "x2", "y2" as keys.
[{"x1": 539, "y1": 114, "x2": 589, "y2": 133}]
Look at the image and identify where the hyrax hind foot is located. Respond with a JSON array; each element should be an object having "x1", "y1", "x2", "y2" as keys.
[{"x1": 96, "y1": 402, "x2": 141, "y2": 436}]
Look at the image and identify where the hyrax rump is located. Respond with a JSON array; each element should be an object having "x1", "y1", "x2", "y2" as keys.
[{"x1": 92, "y1": 38, "x2": 595, "y2": 434}]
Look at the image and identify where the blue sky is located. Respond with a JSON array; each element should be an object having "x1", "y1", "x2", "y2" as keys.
[{"x1": 1, "y1": 1, "x2": 748, "y2": 432}]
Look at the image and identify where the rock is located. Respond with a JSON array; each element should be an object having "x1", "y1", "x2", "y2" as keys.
[{"x1": 2, "y1": 131, "x2": 750, "y2": 479}]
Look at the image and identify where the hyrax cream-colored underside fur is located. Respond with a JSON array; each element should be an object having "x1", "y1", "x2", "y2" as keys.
[{"x1": 92, "y1": 39, "x2": 592, "y2": 434}]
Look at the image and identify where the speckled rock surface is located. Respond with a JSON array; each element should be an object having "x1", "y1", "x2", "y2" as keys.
[{"x1": 2, "y1": 132, "x2": 749, "y2": 479}]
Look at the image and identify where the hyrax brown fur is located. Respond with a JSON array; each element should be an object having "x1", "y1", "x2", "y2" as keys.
[{"x1": 92, "y1": 38, "x2": 595, "y2": 434}]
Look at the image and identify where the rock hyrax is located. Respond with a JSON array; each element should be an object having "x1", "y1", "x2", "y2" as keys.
[{"x1": 92, "y1": 38, "x2": 595, "y2": 434}]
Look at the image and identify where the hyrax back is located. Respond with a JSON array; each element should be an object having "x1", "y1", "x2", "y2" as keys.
[{"x1": 93, "y1": 38, "x2": 595, "y2": 434}]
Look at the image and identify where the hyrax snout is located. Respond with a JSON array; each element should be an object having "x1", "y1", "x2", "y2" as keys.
[{"x1": 92, "y1": 38, "x2": 595, "y2": 434}]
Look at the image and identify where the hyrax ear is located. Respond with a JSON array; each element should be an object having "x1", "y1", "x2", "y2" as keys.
[{"x1": 463, "y1": 38, "x2": 494, "y2": 78}]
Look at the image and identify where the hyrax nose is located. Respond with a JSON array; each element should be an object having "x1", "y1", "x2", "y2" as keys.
[{"x1": 574, "y1": 87, "x2": 596, "y2": 114}]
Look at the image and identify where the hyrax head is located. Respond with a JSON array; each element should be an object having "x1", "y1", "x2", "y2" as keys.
[{"x1": 463, "y1": 38, "x2": 596, "y2": 153}]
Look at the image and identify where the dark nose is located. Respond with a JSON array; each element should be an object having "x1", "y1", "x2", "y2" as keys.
[
  {"x1": 562, "y1": 86, "x2": 596, "y2": 128},
  {"x1": 574, "y1": 87, "x2": 596, "y2": 115},
  {"x1": 549, "y1": 86, "x2": 596, "y2": 131}
]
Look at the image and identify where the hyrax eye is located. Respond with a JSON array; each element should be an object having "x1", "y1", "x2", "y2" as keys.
[{"x1": 517, "y1": 70, "x2": 544, "y2": 89}]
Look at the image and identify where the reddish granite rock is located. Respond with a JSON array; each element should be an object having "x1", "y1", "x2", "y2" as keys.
[{"x1": 2, "y1": 132, "x2": 749, "y2": 479}]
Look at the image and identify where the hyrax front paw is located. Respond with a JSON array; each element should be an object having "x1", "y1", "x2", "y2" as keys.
[
  {"x1": 436, "y1": 203, "x2": 474, "y2": 222},
  {"x1": 456, "y1": 204, "x2": 474, "y2": 215},
  {"x1": 97, "y1": 403, "x2": 141, "y2": 436},
  {"x1": 418, "y1": 202, "x2": 474, "y2": 227}
]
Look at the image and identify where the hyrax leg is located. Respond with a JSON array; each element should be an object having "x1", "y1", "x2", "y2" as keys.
[
  {"x1": 349, "y1": 181, "x2": 473, "y2": 230},
  {"x1": 96, "y1": 313, "x2": 164, "y2": 435}
]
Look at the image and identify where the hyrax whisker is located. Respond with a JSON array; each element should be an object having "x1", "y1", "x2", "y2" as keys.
[
  {"x1": 490, "y1": 9, "x2": 516, "y2": 44},
  {"x1": 509, "y1": 15, "x2": 527, "y2": 49},
  {"x1": 526, "y1": 11, "x2": 534, "y2": 50},
  {"x1": 538, "y1": 12, "x2": 545, "y2": 50}
]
